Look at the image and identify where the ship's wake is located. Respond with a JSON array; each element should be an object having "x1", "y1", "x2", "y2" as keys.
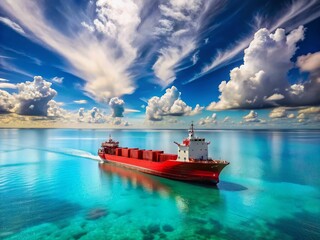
[{"x1": 49, "y1": 148, "x2": 101, "y2": 161}]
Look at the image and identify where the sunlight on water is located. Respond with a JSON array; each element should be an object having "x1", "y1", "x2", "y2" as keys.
[{"x1": 0, "y1": 129, "x2": 319, "y2": 239}]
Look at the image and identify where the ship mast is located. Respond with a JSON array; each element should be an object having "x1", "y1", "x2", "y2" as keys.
[{"x1": 188, "y1": 122, "x2": 195, "y2": 140}]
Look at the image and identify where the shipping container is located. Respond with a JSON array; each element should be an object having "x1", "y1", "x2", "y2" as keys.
[
  {"x1": 115, "y1": 148, "x2": 122, "y2": 156},
  {"x1": 131, "y1": 149, "x2": 143, "y2": 159},
  {"x1": 122, "y1": 148, "x2": 129, "y2": 157},
  {"x1": 142, "y1": 150, "x2": 154, "y2": 161},
  {"x1": 152, "y1": 150, "x2": 164, "y2": 162}
]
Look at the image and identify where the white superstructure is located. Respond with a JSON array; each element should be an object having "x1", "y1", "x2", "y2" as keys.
[{"x1": 175, "y1": 123, "x2": 210, "y2": 161}]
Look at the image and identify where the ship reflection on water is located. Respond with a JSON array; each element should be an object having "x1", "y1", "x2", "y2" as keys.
[{"x1": 98, "y1": 163, "x2": 227, "y2": 214}]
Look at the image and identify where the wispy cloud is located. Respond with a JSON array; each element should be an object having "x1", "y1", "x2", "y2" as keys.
[
  {"x1": 0, "y1": 0, "x2": 144, "y2": 101},
  {"x1": 0, "y1": 46, "x2": 42, "y2": 66},
  {"x1": 0, "y1": 78, "x2": 9, "y2": 82},
  {"x1": 73, "y1": 100, "x2": 87, "y2": 104},
  {"x1": 0, "y1": 58, "x2": 33, "y2": 77},
  {"x1": 0, "y1": 16, "x2": 25, "y2": 34},
  {"x1": 0, "y1": 82, "x2": 16, "y2": 89},
  {"x1": 152, "y1": 0, "x2": 224, "y2": 87}
]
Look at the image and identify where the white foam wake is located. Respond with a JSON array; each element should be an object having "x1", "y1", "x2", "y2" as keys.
[{"x1": 58, "y1": 148, "x2": 101, "y2": 161}]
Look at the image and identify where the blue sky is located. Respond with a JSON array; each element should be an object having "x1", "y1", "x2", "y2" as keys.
[{"x1": 0, "y1": 0, "x2": 319, "y2": 128}]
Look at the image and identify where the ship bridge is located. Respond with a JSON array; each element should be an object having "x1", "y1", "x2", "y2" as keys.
[{"x1": 175, "y1": 123, "x2": 210, "y2": 161}]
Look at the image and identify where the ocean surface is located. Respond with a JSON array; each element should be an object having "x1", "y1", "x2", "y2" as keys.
[{"x1": 0, "y1": 128, "x2": 319, "y2": 240}]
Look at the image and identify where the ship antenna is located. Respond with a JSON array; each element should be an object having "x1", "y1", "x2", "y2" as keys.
[{"x1": 188, "y1": 121, "x2": 195, "y2": 139}]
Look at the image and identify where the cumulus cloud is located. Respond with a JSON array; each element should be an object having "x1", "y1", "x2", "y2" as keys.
[
  {"x1": 89, "y1": 107, "x2": 105, "y2": 123},
  {"x1": 207, "y1": 26, "x2": 320, "y2": 110},
  {"x1": 290, "y1": 51, "x2": 320, "y2": 106},
  {"x1": 15, "y1": 76, "x2": 57, "y2": 116},
  {"x1": 243, "y1": 110, "x2": 261, "y2": 123},
  {"x1": 109, "y1": 97, "x2": 125, "y2": 117},
  {"x1": 0, "y1": 16, "x2": 25, "y2": 34},
  {"x1": 189, "y1": 104, "x2": 204, "y2": 116},
  {"x1": 0, "y1": 89, "x2": 15, "y2": 113},
  {"x1": 195, "y1": 0, "x2": 320, "y2": 82},
  {"x1": 146, "y1": 86, "x2": 202, "y2": 121},
  {"x1": 287, "y1": 113, "x2": 295, "y2": 119},
  {"x1": 297, "y1": 51, "x2": 320, "y2": 72},
  {"x1": 269, "y1": 107, "x2": 288, "y2": 118},
  {"x1": 78, "y1": 108, "x2": 85, "y2": 122},
  {"x1": 47, "y1": 100, "x2": 66, "y2": 118},
  {"x1": 199, "y1": 113, "x2": 217, "y2": 126}
]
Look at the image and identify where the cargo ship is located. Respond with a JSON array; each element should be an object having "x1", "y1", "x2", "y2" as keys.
[{"x1": 98, "y1": 124, "x2": 229, "y2": 184}]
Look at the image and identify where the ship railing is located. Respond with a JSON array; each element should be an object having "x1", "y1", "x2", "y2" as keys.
[{"x1": 188, "y1": 158, "x2": 228, "y2": 164}]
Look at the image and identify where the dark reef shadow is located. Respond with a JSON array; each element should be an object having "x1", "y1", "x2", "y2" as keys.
[
  {"x1": 0, "y1": 196, "x2": 82, "y2": 236},
  {"x1": 215, "y1": 181, "x2": 248, "y2": 191}
]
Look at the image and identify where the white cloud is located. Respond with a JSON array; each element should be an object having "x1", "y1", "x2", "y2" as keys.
[
  {"x1": 0, "y1": 0, "x2": 141, "y2": 101},
  {"x1": 74, "y1": 100, "x2": 87, "y2": 104},
  {"x1": 269, "y1": 107, "x2": 288, "y2": 118},
  {"x1": 191, "y1": 51, "x2": 199, "y2": 65},
  {"x1": 146, "y1": 86, "x2": 201, "y2": 121},
  {"x1": 243, "y1": 110, "x2": 261, "y2": 123},
  {"x1": 76, "y1": 107, "x2": 107, "y2": 123},
  {"x1": 199, "y1": 113, "x2": 217, "y2": 125},
  {"x1": 297, "y1": 52, "x2": 320, "y2": 72},
  {"x1": 81, "y1": 21, "x2": 94, "y2": 33},
  {"x1": 51, "y1": 77, "x2": 64, "y2": 84},
  {"x1": 298, "y1": 106, "x2": 320, "y2": 115},
  {"x1": 0, "y1": 89, "x2": 15, "y2": 113},
  {"x1": 47, "y1": 100, "x2": 66, "y2": 118},
  {"x1": 152, "y1": 42, "x2": 196, "y2": 87},
  {"x1": 152, "y1": 0, "x2": 214, "y2": 87},
  {"x1": 189, "y1": 104, "x2": 204, "y2": 116},
  {"x1": 0, "y1": 78, "x2": 9, "y2": 82},
  {"x1": 78, "y1": 108, "x2": 85, "y2": 122},
  {"x1": 265, "y1": 93, "x2": 285, "y2": 102},
  {"x1": 109, "y1": 97, "x2": 125, "y2": 117},
  {"x1": 0, "y1": 16, "x2": 25, "y2": 34},
  {"x1": 288, "y1": 113, "x2": 295, "y2": 119},
  {"x1": 14, "y1": 76, "x2": 57, "y2": 116},
  {"x1": 124, "y1": 108, "x2": 140, "y2": 113},
  {"x1": 89, "y1": 107, "x2": 105, "y2": 123},
  {"x1": 223, "y1": 116, "x2": 230, "y2": 123},
  {"x1": 0, "y1": 83, "x2": 17, "y2": 89},
  {"x1": 195, "y1": 0, "x2": 320, "y2": 82},
  {"x1": 207, "y1": 26, "x2": 312, "y2": 110}
]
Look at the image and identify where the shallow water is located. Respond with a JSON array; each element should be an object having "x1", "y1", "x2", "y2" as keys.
[{"x1": 0, "y1": 129, "x2": 319, "y2": 239}]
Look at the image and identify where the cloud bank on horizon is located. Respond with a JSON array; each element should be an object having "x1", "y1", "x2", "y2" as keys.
[{"x1": 0, "y1": 0, "x2": 319, "y2": 128}]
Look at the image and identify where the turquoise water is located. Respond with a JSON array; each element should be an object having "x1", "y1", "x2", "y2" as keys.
[{"x1": 0, "y1": 129, "x2": 319, "y2": 240}]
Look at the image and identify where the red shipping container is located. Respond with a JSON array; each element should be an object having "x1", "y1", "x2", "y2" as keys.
[
  {"x1": 143, "y1": 150, "x2": 154, "y2": 161},
  {"x1": 122, "y1": 148, "x2": 129, "y2": 157},
  {"x1": 115, "y1": 148, "x2": 122, "y2": 156},
  {"x1": 131, "y1": 149, "x2": 143, "y2": 159},
  {"x1": 153, "y1": 150, "x2": 164, "y2": 162}
]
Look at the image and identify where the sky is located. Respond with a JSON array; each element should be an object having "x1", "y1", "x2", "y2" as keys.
[{"x1": 0, "y1": 0, "x2": 319, "y2": 129}]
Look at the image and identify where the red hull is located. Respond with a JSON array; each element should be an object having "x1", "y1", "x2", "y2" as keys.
[{"x1": 99, "y1": 153, "x2": 229, "y2": 184}]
